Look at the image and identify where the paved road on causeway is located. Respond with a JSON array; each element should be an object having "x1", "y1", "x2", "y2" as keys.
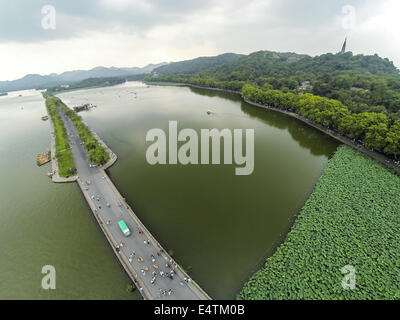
[{"x1": 58, "y1": 106, "x2": 210, "y2": 300}]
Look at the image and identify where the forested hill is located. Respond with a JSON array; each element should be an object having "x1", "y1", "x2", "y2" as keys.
[
  {"x1": 153, "y1": 53, "x2": 244, "y2": 75},
  {"x1": 151, "y1": 50, "x2": 400, "y2": 116},
  {"x1": 154, "y1": 50, "x2": 399, "y2": 77},
  {"x1": 203, "y1": 51, "x2": 399, "y2": 78}
]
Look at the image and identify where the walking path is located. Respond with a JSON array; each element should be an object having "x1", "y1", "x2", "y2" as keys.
[{"x1": 54, "y1": 104, "x2": 211, "y2": 300}]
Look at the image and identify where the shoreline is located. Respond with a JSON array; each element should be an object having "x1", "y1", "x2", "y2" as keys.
[
  {"x1": 79, "y1": 118, "x2": 118, "y2": 170},
  {"x1": 151, "y1": 82, "x2": 400, "y2": 175},
  {"x1": 47, "y1": 100, "x2": 118, "y2": 183}
]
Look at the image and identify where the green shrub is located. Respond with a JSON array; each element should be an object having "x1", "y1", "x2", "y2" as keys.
[{"x1": 126, "y1": 284, "x2": 136, "y2": 293}]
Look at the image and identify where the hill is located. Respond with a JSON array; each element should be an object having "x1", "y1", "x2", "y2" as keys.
[
  {"x1": 153, "y1": 53, "x2": 244, "y2": 75},
  {"x1": 205, "y1": 50, "x2": 399, "y2": 78},
  {"x1": 151, "y1": 50, "x2": 400, "y2": 116}
]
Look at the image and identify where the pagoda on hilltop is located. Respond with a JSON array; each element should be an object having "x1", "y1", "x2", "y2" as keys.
[{"x1": 339, "y1": 37, "x2": 347, "y2": 54}]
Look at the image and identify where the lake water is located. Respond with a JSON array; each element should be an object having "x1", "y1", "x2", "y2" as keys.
[
  {"x1": 0, "y1": 82, "x2": 339, "y2": 299},
  {"x1": 0, "y1": 89, "x2": 140, "y2": 300}
]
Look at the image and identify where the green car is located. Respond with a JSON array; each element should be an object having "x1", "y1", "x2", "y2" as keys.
[{"x1": 118, "y1": 220, "x2": 131, "y2": 236}]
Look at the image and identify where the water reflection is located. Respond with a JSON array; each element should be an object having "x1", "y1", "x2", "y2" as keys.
[
  {"x1": 240, "y1": 102, "x2": 339, "y2": 157},
  {"x1": 189, "y1": 86, "x2": 339, "y2": 157}
]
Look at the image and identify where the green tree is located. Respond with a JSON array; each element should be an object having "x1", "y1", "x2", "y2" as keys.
[
  {"x1": 364, "y1": 123, "x2": 389, "y2": 150},
  {"x1": 384, "y1": 120, "x2": 400, "y2": 158}
]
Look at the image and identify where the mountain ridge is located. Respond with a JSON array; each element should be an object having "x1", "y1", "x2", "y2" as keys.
[{"x1": 0, "y1": 62, "x2": 168, "y2": 92}]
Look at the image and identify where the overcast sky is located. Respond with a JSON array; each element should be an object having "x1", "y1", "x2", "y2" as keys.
[{"x1": 0, "y1": 0, "x2": 398, "y2": 81}]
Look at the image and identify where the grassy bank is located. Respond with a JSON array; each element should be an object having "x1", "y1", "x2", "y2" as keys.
[
  {"x1": 238, "y1": 145, "x2": 400, "y2": 300},
  {"x1": 45, "y1": 97, "x2": 76, "y2": 177},
  {"x1": 54, "y1": 97, "x2": 110, "y2": 166}
]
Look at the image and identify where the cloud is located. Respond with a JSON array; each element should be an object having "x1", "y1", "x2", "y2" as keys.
[
  {"x1": 0, "y1": 0, "x2": 398, "y2": 81},
  {"x1": 0, "y1": 0, "x2": 215, "y2": 42}
]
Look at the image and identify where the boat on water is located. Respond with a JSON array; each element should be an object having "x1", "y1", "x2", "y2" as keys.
[
  {"x1": 37, "y1": 150, "x2": 51, "y2": 166},
  {"x1": 41, "y1": 115, "x2": 49, "y2": 121}
]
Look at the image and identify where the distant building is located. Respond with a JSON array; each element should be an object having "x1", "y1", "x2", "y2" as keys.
[
  {"x1": 298, "y1": 81, "x2": 313, "y2": 93},
  {"x1": 73, "y1": 103, "x2": 94, "y2": 112}
]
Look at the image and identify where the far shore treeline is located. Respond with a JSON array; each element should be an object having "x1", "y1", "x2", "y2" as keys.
[{"x1": 46, "y1": 74, "x2": 146, "y2": 95}]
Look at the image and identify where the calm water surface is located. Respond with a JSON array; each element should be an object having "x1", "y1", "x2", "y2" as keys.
[
  {"x1": 59, "y1": 82, "x2": 339, "y2": 299},
  {"x1": 0, "y1": 89, "x2": 140, "y2": 299},
  {"x1": 0, "y1": 82, "x2": 338, "y2": 299}
]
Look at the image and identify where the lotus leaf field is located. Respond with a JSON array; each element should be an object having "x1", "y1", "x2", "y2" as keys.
[{"x1": 238, "y1": 145, "x2": 400, "y2": 299}]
